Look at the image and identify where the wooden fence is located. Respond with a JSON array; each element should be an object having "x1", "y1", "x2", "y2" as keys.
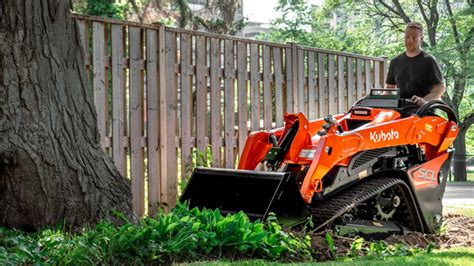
[{"x1": 72, "y1": 14, "x2": 388, "y2": 216}]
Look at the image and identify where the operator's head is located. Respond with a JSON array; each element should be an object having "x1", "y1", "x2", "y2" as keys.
[{"x1": 404, "y1": 21, "x2": 423, "y2": 53}]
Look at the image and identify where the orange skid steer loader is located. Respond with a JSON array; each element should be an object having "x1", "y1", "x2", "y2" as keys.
[{"x1": 180, "y1": 89, "x2": 459, "y2": 238}]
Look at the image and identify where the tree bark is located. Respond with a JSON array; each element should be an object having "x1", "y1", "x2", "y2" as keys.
[
  {"x1": 452, "y1": 130, "x2": 467, "y2": 181},
  {"x1": 453, "y1": 113, "x2": 474, "y2": 181},
  {"x1": 0, "y1": 0, "x2": 134, "y2": 230}
]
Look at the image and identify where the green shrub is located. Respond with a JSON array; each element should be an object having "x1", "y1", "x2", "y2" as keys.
[{"x1": 0, "y1": 203, "x2": 312, "y2": 264}]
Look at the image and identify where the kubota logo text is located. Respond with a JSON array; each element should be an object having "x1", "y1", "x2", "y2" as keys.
[{"x1": 369, "y1": 129, "x2": 400, "y2": 143}]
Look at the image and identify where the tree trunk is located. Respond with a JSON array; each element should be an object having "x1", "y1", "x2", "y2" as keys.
[
  {"x1": 452, "y1": 130, "x2": 467, "y2": 181},
  {"x1": 0, "y1": 0, "x2": 134, "y2": 230}
]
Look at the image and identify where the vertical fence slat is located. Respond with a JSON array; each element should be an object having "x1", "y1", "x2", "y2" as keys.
[
  {"x1": 285, "y1": 47, "x2": 293, "y2": 113},
  {"x1": 365, "y1": 60, "x2": 372, "y2": 95},
  {"x1": 382, "y1": 57, "x2": 388, "y2": 87},
  {"x1": 347, "y1": 57, "x2": 355, "y2": 107},
  {"x1": 328, "y1": 54, "x2": 335, "y2": 115},
  {"x1": 224, "y1": 40, "x2": 235, "y2": 168},
  {"x1": 180, "y1": 33, "x2": 192, "y2": 180},
  {"x1": 356, "y1": 58, "x2": 363, "y2": 100},
  {"x1": 318, "y1": 53, "x2": 326, "y2": 116},
  {"x1": 337, "y1": 56, "x2": 345, "y2": 114},
  {"x1": 263, "y1": 45, "x2": 272, "y2": 130},
  {"x1": 250, "y1": 43, "x2": 260, "y2": 131},
  {"x1": 111, "y1": 25, "x2": 126, "y2": 176},
  {"x1": 307, "y1": 51, "x2": 316, "y2": 120},
  {"x1": 164, "y1": 30, "x2": 177, "y2": 208},
  {"x1": 92, "y1": 22, "x2": 107, "y2": 149},
  {"x1": 237, "y1": 42, "x2": 248, "y2": 156},
  {"x1": 297, "y1": 48, "x2": 305, "y2": 113},
  {"x1": 210, "y1": 38, "x2": 221, "y2": 167},
  {"x1": 146, "y1": 28, "x2": 160, "y2": 215},
  {"x1": 158, "y1": 25, "x2": 169, "y2": 207},
  {"x1": 196, "y1": 36, "x2": 207, "y2": 153},
  {"x1": 273, "y1": 47, "x2": 283, "y2": 127},
  {"x1": 291, "y1": 44, "x2": 298, "y2": 111},
  {"x1": 374, "y1": 60, "x2": 380, "y2": 89},
  {"x1": 129, "y1": 27, "x2": 144, "y2": 216}
]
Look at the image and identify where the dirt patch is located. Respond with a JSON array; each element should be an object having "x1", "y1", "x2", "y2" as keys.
[
  {"x1": 386, "y1": 214, "x2": 474, "y2": 249},
  {"x1": 308, "y1": 214, "x2": 474, "y2": 260}
]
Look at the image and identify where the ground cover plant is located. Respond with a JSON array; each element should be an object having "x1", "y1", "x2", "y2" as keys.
[{"x1": 0, "y1": 203, "x2": 312, "y2": 264}]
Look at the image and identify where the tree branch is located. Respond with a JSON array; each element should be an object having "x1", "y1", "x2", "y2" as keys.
[
  {"x1": 417, "y1": 0, "x2": 430, "y2": 26},
  {"x1": 392, "y1": 0, "x2": 411, "y2": 24},
  {"x1": 129, "y1": 0, "x2": 144, "y2": 23},
  {"x1": 370, "y1": 1, "x2": 405, "y2": 31},
  {"x1": 445, "y1": 0, "x2": 463, "y2": 56},
  {"x1": 463, "y1": 27, "x2": 473, "y2": 55},
  {"x1": 460, "y1": 112, "x2": 474, "y2": 132}
]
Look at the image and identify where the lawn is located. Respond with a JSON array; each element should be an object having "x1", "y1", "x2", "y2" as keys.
[
  {"x1": 184, "y1": 247, "x2": 474, "y2": 265},
  {"x1": 444, "y1": 205, "x2": 474, "y2": 217},
  {"x1": 334, "y1": 247, "x2": 474, "y2": 266}
]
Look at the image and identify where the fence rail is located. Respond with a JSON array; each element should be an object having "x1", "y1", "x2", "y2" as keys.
[{"x1": 72, "y1": 13, "x2": 387, "y2": 216}]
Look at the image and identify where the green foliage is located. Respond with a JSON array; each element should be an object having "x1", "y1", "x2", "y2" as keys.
[
  {"x1": 74, "y1": 0, "x2": 128, "y2": 19},
  {"x1": 325, "y1": 232, "x2": 335, "y2": 256},
  {"x1": 263, "y1": 0, "x2": 403, "y2": 57},
  {"x1": 192, "y1": 145, "x2": 213, "y2": 169},
  {"x1": 345, "y1": 237, "x2": 430, "y2": 261},
  {"x1": 0, "y1": 204, "x2": 312, "y2": 264},
  {"x1": 180, "y1": 145, "x2": 213, "y2": 193}
]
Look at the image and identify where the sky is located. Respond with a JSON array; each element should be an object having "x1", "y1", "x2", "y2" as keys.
[{"x1": 243, "y1": 0, "x2": 323, "y2": 24}]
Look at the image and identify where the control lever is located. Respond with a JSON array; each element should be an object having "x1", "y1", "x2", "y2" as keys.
[{"x1": 318, "y1": 114, "x2": 343, "y2": 136}]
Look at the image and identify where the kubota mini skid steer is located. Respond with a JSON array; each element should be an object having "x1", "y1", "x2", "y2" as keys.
[{"x1": 180, "y1": 89, "x2": 459, "y2": 237}]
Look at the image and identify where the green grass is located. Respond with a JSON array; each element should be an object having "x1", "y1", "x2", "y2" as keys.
[
  {"x1": 335, "y1": 247, "x2": 474, "y2": 266},
  {"x1": 449, "y1": 169, "x2": 474, "y2": 182},
  {"x1": 184, "y1": 247, "x2": 474, "y2": 265},
  {"x1": 444, "y1": 205, "x2": 474, "y2": 217}
]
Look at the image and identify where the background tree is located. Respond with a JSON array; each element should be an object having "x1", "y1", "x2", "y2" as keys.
[
  {"x1": 264, "y1": 0, "x2": 473, "y2": 181},
  {"x1": 0, "y1": 0, "x2": 134, "y2": 230},
  {"x1": 73, "y1": 0, "x2": 129, "y2": 19},
  {"x1": 73, "y1": 0, "x2": 247, "y2": 35}
]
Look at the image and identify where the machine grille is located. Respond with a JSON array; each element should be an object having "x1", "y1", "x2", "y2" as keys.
[{"x1": 351, "y1": 148, "x2": 390, "y2": 170}]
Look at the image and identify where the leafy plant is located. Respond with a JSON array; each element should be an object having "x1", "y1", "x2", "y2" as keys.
[
  {"x1": 0, "y1": 203, "x2": 312, "y2": 264},
  {"x1": 192, "y1": 145, "x2": 213, "y2": 169},
  {"x1": 325, "y1": 232, "x2": 335, "y2": 256}
]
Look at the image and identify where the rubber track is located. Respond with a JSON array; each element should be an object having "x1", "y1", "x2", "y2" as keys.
[{"x1": 311, "y1": 177, "x2": 410, "y2": 231}]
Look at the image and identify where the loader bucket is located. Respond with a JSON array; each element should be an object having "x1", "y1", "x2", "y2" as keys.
[{"x1": 180, "y1": 167, "x2": 308, "y2": 224}]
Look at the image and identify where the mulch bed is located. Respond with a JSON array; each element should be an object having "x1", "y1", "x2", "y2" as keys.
[{"x1": 307, "y1": 214, "x2": 474, "y2": 260}]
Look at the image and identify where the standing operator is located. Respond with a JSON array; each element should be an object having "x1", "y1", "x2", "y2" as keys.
[{"x1": 385, "y1": 21, "x2": 445, "y2": 106}]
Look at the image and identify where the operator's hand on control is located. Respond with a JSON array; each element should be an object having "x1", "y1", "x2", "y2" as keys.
[{"x1": 411, "y1": 95, "x2": 427, "y2": 107}]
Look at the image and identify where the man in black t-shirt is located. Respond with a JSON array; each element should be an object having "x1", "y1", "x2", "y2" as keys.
[{"x1": 386, "y1": 21, "x2": 445, "y2": 106}]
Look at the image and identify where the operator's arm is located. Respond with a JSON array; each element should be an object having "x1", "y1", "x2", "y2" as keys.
[
  {"x1": 385, "y1": 84, "x2": 396, "y2": 88},
  {"x1": 423, "y1": 83, "x2": 445, "y2": 101},
  {"x1": 411, "y1": 84, "x2": 445, "y2": 106}
]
